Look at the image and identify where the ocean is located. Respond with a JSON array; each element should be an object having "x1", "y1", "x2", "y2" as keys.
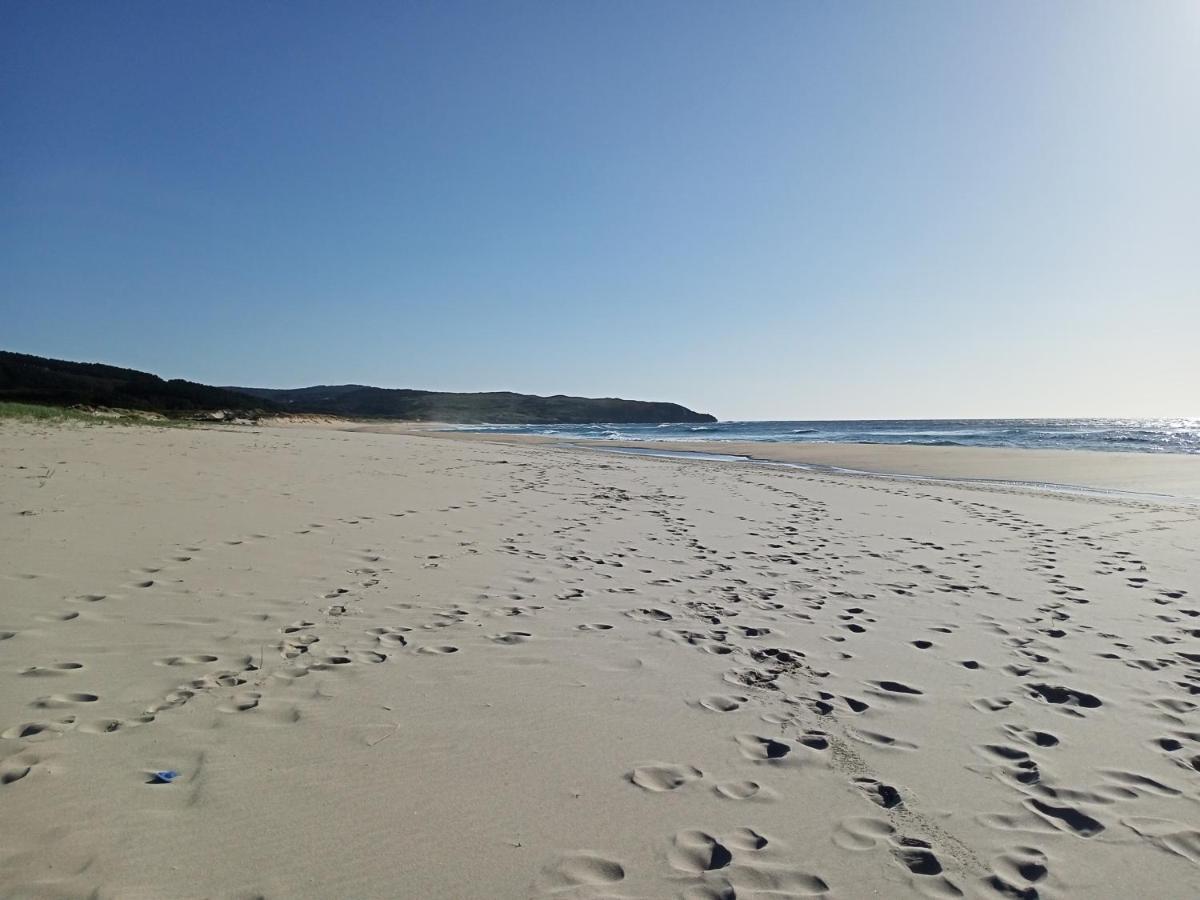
[{"x1": 449, "y1": 419, "x2": 1200, "y2": 455}]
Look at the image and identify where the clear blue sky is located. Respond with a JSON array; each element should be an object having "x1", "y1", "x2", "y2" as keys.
[{"x1": 3, "y1": 1, "x2": 1197, "y2": 419}]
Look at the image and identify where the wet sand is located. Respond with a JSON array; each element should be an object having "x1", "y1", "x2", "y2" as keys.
[{"x1": 359, "y1": 424, "x2": 1200, "y2": 499}]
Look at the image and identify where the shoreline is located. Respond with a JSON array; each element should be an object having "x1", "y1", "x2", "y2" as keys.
[
  {"x1": 341, "y1": 423, "x2": 1200, "y2": 500},
  {"x1": 581, "y1": 444, "x2": 1195, "y2": 505}
]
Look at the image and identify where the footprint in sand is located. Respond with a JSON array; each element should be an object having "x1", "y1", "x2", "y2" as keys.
[
  {"x1": 694, "y1": 694, "x2": 748, "y2": 713},
  {"x1": 972, "y1": 696, "x2": 1013, "y2": 713},
  {"x1": 703, "y1": 864, "x2": 829, "y2": 897},
  {"x1": 488, "y1": 631, "x2": 532, "y2": 645},
  {"x1": 987, "y1": 846, "x2": 1050, "y2": 897},
  {"x1": 1023, "y1": 798, "x2": 1105, "y2": 837},
  {"x1": 2, "y1": 716, "x2": 77, "y2": 741},
  {"x1": 868, "y1": 680, "x2": 925, "y2": 699},
  {"x1": 625, "y1": 607, "x2": 674, "y2": 623},
  {"x1": 20, "y1": 662, "x2": 84, "y2": 677},
  {"x1": 310, "y1": 654, "x2": 353, "y2": 669},
  {"x1": 217, "y1": 692, "x2": 262, "y2": 713},
  {"x1": 846, "y1": 728, "x2": 918, "y2": 751},
  {"x1": 1122, "y1": 817, "x2": 1200, "y2": 864},
  {"x1": 669, "y1": 829, "x2": 733, "y2": 874},
  {"x1": 156, "y1": 654, "x2": 219, "y2": 667},
  {"x1": 713, "y1": 779, "x2": 775, "y2": 801},
  {"x1": 891, "y1": 836, "x2": 944, "y2": 876},
  {"x1": 1027, "y1": 683, "x2": 1102, "y2": 710},
  {"x1": 79, "y1": 717, "x2": 143, "y2": 735},
  {"x1": 854, "y1": 777, "x2": 904, "y2": 809},
  {"x1": 727, "y1": 827, "x2": 770, "y2": 852},
  {"x1": 367, "y1": 626, "x2": 410, "y2": 647},
  {"x1": 282, "y1": 633, "x2": 319, "y2": 658},
  {"x1": 812, "y1": 692, "x2": 869, "y2": 715},
  {"x1": 1, "y1": 766, "x2": 31, "y2": 785},
  {"x1": 272, "y1": 666, "x2": 310, "y2": 681},
  {"x1": 537, "y1": 852, "x2": 625, "y2": 892},
  {"x1": 833, "y1": 816, "x2": 895, "y2": 851},
  {"x1": 31, "y1": 693, "x2": 98, "y2": 709},
  {"x1": 0, "y1": 751, "x2": 41, "y2": 785},
  {"x1": 34, "y1": 611, "x2": 79, "y2": 623},
  {"x1": 736, "y1": 734, "x2": 793, "y2": 762},
  {"x1": 627, "y1": 763, "x2": 703, "y2": 792},
  {"x1": 798, "y1": 731, "x2": 829, "y2": 751},
  {"x1": 1097, "y1": 769, "x2": 1180, "y2": 798}
]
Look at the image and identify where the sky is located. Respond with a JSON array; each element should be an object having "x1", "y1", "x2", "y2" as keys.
[{"x1": 3, "y1": 1, "x2": 1198, "y2": 420}]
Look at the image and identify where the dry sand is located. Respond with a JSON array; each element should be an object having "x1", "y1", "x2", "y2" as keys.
[{"x1": 2, "y1": 421, "x2": 1199, "y2": 898}]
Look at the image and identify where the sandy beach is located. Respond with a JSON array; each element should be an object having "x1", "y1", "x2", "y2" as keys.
[
  {"x1": 3, "y1": 421, "x2": 1199, "y2": 899},
  {"x1": 351, "y1": 425, "x2": 1200, "y2": 500}
]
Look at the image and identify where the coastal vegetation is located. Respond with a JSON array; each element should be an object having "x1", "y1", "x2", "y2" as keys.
[
  {"x1": 0, "y1": 351, "x2": 715, "y2": 424},
  {"x1": 230, "y1": 384, "x2": 716, "y2": 424}
]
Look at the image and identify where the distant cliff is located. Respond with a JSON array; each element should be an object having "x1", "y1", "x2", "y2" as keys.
[
  {"x1": 228, "y1": 385, "x2": 717, "y2": 424},
  {"x1": 0, "y1": 351, "x2": 716, "y2": 423}
]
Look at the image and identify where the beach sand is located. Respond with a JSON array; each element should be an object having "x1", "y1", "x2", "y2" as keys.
[
  {"x1": 349, "y1": 424, "x2": 1200, "y2": 499},
  {"x1": 2, "y1": 421, "x2": 1199, "y2": 898}
]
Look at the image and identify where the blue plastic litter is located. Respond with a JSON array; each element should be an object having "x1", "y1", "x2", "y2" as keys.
[{"x1": 149, "y1": 770, "x2": 179, "y2": 784}]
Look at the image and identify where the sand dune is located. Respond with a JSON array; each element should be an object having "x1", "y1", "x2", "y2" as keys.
[{"x1": 2, "y1": 422, "x2": 1198, "y2": 898}]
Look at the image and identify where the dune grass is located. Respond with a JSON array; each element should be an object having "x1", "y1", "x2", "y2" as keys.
[
  {"x1": 0, "y1": 402, "x2": 97, "y2": 422},
  {"x1": 0, "y1": 402, "x2": 189, "y2": 426}
]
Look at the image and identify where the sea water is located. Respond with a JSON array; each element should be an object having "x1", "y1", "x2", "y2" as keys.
[{"x1": 450, "y1": 419, "x2": 1200, "y2": 455}]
